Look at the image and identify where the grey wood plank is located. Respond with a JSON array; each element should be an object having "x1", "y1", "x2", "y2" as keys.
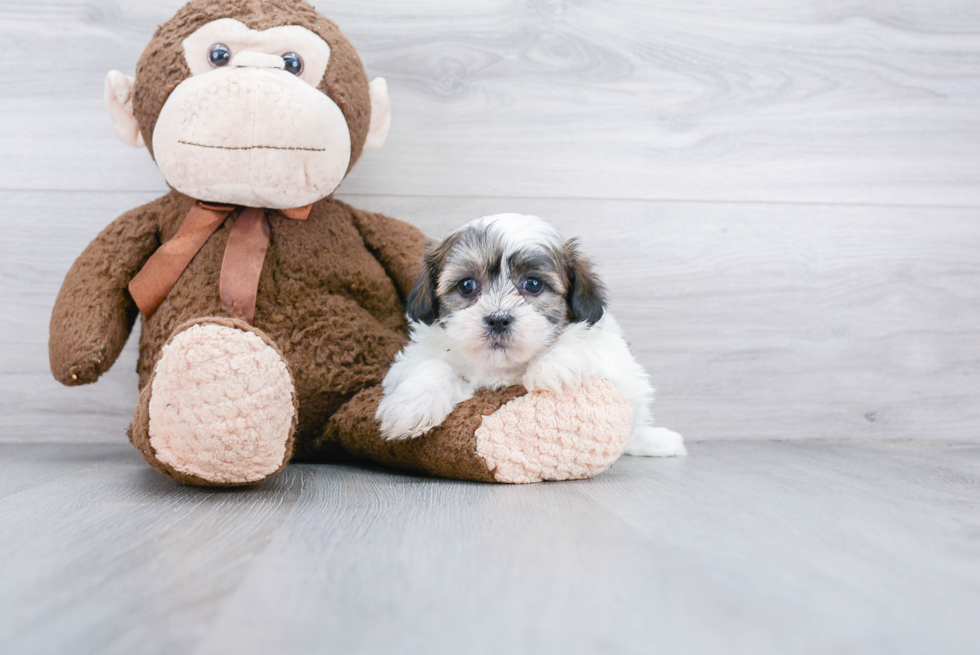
[
  {"x1": 4, "y1": 190, "x2": 977, "y2": 443},
  {"x1": 581, "y1": 441, "x2": 980, "y2": 654},
  {"x1": 0, "y1": 441, "x2": 976, "y2": 655},
  {"x1": 0, "y1": 1, "x2": 978, "y2": 205},
  {"x1": 0, "y1": 190, "x2": 156, "y2": 442},
  {"x1": 192, "y1": 463, "x2": 732, "y2": 655},
  {"x1": 0, "y1": 443, "x2": 124, "y2": 500},
  {"x1": 0, "y1": 445, "x2": 305, "y2": 655}
]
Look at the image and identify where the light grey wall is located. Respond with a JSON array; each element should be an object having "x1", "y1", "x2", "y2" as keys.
[{"x1": 1, "y1": 0, "x2": 978, "y2": 443}]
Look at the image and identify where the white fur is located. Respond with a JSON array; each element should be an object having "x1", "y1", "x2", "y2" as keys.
[
  {"x1": 469, "y1": 213, "x2": 565, "y2": 256},
  {"x1": 376, "y1": 215, "x2": 686, "y2": 457}
]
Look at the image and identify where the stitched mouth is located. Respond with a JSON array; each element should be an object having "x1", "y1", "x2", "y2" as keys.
[{"x1": 178, "y1": 140, "x2": 326, "y2": 152}]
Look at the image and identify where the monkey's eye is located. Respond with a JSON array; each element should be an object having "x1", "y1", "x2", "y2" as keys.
[
  {"x1": 522, "y1": 278, "x2": 544, "y2": 295},
  {"x1": 282, "y1": 52, "x2": 304, "y2": 76},
  {"x1": 458, "y1": 278, "x2": 479, "y2": 297},
  {"x1": 208, "y1": 44, "x2": 232, "y2": 68}
]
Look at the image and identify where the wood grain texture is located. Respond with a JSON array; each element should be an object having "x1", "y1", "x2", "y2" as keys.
[
  {"x1": 0, "y1": 444, "x2": 305, "y2": 655},
  {"x1": 2, "y1": 1, "x2": 978, "y2": 443},
  {"x1": 3, "y1": 191, "x2": 977, "y2": 443},
  {"x1": 0, "y1": 441, "x2": 977, "y2": 655},
  {"x1": 0, "y1": 1, "x2": 978, "y2": 205}
]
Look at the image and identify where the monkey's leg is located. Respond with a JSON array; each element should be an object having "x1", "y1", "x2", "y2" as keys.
[
  {"x1": 313, "y1": 379, "x2": 634, "y2": 483},
  {"x1": 129, "y1": 317, "x2": 297, "y2": 487}
]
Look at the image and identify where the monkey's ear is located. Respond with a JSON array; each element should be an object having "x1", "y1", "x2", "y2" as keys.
[
  {"x1": 564, "y1": 239, "x2": 607, "y2": 325},
  {"x1": 405, "y1": 253, "x2": 439, "y2": 325},
  {"x1": 363, "y1": 77, "x2": 391, "y2": 151},
  {"x1": 105, "y1": 71, "x2": 145, "y2": 148}
]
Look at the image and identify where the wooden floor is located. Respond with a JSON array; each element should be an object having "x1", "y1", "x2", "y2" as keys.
[{"x1": 0, "y1": 440, "x2": 977, "y2": 655}]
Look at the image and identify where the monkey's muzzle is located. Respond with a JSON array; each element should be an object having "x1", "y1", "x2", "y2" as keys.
[{"x1": 153, "y1": 67, "x2": 352, "y2": 209}]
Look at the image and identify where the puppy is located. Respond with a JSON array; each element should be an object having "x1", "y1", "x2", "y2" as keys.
[{"x1": 376, "y1": 214, "x2": 686, "y2": 457}]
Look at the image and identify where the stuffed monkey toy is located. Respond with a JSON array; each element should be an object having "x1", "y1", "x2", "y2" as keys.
[{"x1": 49, "y1": 0, "x2": 633, "y2": 486}]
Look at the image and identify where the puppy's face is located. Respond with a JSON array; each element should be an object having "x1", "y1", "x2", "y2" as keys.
[{"x1": 407, "y1": 214, "x2": 606, "y2": 371}]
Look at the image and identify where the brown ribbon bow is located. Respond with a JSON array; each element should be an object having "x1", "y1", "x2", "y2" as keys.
[{"x1": 129, "y1": 201, "x2": 313, "y2": 324}]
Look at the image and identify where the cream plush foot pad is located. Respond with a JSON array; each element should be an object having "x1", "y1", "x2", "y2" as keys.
[
  {"x1": 148, "y1": 324, "x2": 295, "y2": 484},
  {"x1": 475, "y1": 378, "x2": 633, "y2": 484}
]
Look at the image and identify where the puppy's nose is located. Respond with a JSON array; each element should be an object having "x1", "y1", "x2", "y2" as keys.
[{"x1": 484, "y1": 313, "x2": 514, "y2": 335}]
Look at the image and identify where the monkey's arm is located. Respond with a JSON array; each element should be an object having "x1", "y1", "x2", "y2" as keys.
[
  {"x1": 345, "y1": 204, "x2": 429, "y2": 300},
  {"x1": 317, "y1": 385, "x2": 527, "y2": 482},
  {"x1": 49, "y1": 201, "x2": 161, "y2": 386},
  {"x1": 316, "y1": 379, "x2": 633, "y2": 483}
]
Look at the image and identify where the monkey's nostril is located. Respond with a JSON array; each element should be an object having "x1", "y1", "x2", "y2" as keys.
[{"x1": 484, "y1": 313, "x2": 514, "y2": 335}]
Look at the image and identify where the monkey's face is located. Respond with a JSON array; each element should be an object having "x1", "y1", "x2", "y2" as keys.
[
  {"x1": 106, "y1": 2, "x2": 390, "y2": 209},
  {"x1": 152, "y1": 18, "x2": 351, "y2": 209}
]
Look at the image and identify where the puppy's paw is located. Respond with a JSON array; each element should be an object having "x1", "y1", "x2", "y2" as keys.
[
  {"x1": 375, "y1": 383, "x2": 458, "y2": 441},
  {"x1": 624, "y1": 426, "x2": 687, "y2": 457},
  {"x1": 522, "y1": 356, "x2": 589, "y2": 395}
]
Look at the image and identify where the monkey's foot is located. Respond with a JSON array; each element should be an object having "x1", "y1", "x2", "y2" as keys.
[
  {"x1": 131, "y1": 319, "x2": 296, "y2": 486},
  {"x1": 476, "y1": 378, "x2": 633, "y2": 483}
]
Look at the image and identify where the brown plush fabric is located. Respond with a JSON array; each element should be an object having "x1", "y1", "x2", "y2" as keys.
[
  {"x1": 49, "y1": 201, "x2": 161, "y2": 386},
  {"x1": 310, "y1": 385, "x2": 529, "y2": 483},
  {"x1": 50, "y1": 186, "x2": 531, "y2": 484},
  {"x1": 133, "y1": 0, "x2": 372, "y2": 169},
  {"x1": 50, "y1": 0, "x2": 544, "y2": 487},
  {"x1": 125, "y1": 190, "x2": 426, "y2": 441}
]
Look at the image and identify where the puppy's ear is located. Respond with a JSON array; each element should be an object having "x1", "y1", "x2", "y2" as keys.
[
  {"x1": 563, "y1": 239, "x2": 607, "y2": 325},
  {"x1": 406, "y1": 255, "x2": 438, "y2": 324},
  {"x1": 406, "y1": 235, "x2": 456, "y2": 325}
]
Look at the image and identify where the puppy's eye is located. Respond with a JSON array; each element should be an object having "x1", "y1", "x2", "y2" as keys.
[
  {"x1": 458, "y1": 278, "x2": 479, "y2": 297},
  {"x1": 282, "y1": 52, "x2": 304, "y2": 75},
  {"x1": 208, "y1": 44, "x2": 232, "y2": 68},
  {"x1": 522, "y1": 278, "x2": 544, "y2": 295}
]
